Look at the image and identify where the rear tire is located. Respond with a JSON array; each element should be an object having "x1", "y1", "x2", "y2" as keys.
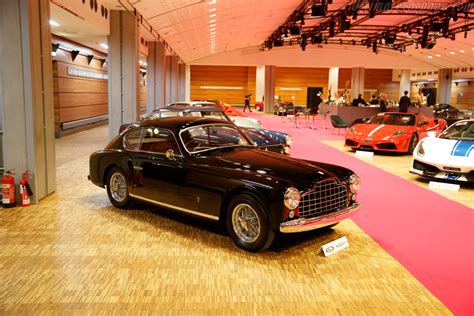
[
  {"x1": 106, "y1": 167, "x2": 130, "y2": 208},
  {"x1": 226, "y1": 193, "x2": 274, "y2": 252},
  {"x1": 407, "y1": 133, "x2": 419, "y2": 154}
]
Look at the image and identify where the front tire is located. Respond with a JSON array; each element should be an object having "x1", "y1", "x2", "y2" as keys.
[
  {"x1": 226, "y1": 193, "x2": 274, "y2": 252},
  {"x1": 407, "y1": 133, "x2": 419, "y2": 154},
  {"x1": 106, "y1": 167, "x2": 130, "y2": 208}
]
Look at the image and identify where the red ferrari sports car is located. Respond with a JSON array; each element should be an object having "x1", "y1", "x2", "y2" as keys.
[{"x1": 345, "y1": 112, "x2": 447, "y2": 154}]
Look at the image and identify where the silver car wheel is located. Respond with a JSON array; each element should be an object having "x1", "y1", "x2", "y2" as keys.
[
  {"x1": 109, "y1": 172, "x2": 127, "y2": 203},
  {"x1": 231, "y1": 203, "x2": 261, "y2": 243}
]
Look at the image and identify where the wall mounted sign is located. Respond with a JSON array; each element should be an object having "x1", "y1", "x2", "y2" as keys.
[{"x1": 67, "y1": 67, "x2": 108, "y2": 80}]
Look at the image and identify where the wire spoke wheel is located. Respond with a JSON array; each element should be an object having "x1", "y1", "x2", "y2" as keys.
[
  {"x1": 231, "y1": 203, "x2": 261, "y2": 243},
  {"x1": 109, "y1": 172, "x2": 127, "y2": 203}
]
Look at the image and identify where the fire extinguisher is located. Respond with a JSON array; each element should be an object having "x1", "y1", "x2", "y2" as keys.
[
  {"x1": 20, "y1": 171, "x2": 33, "y2": 207},
  {"x1": 2, "y1": 170, "x2": 16, "y2": 208}
]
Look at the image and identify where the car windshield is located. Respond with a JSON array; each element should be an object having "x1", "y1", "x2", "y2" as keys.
[
  {"x1": 180, "y1": 124, "x2": 252, "y2": 153},
  {"x1": 439, "y1": 121, "x2": 474, "y2": 140},
  {"x1": 368, "y1": 113, "x2": 416, "y2": 126}
]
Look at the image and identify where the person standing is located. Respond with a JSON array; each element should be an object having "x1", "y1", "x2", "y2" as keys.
[
  {"x1": 243, "y1": 93, "x2": 252, "y2": 112},
  {"x1": 398, "y1": 90, "x2": 411, "y2": 113},
  {"x1": 352, "y1": 94, "x2": 367, "y2": 107},
  {"x1": 379, "y1": 94, "x2": 388, "y2": 112}
]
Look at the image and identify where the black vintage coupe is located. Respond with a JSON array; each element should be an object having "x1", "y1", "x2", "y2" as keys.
[{"x1": 89, "y1": 117, "x2": 361, "y2": 252}]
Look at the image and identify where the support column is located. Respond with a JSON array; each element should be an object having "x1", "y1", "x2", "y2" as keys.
[
  {"x1": 256, "y1": 66, "x2": 265, "y2": 103},
  {"x1": 165, "y1": 56, "x2": 179, "y2": 104},
  {"x1": 108, "y1": 10, "x2": 140, "y2": 140},
  {"x1": 0, "y1": 0, "x2": 56, "y2": 202},
  {"x1": 263, "y1": 66, "x2": 276, "y2": 113},
  {"x1": 146, "y1": 41, "x2": 166, "y2": 112},
  {"x1": 437, "y1": 69, "x2": 453, "y2": 104},
  {"x1": 178, "y1": 63, "x2": 186, "y2": 101},
  {"x1": 328, "y1": 67, "x2": 339, "y2": 101},
  {"x1": 399, "y1": 69, "x2": 411, "y2": 98},
  {"x1": 351, "y1": 67, "x2": 365, "y2": 99},
  {"x1": 185, "y1": 64, "x2": 191, "y2": 101}
]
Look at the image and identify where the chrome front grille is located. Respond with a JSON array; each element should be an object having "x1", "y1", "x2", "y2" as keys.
[{"x1": 299, "y1": 178, "x2": 349, "y2": 218}]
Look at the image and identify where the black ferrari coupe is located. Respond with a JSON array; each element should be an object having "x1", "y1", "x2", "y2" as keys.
[{"x1": 89, "y1": 117, "x2": 361, "y2": 252}]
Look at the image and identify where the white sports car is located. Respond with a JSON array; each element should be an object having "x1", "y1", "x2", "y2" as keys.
[{"x1": 410, "y1": 119, "x2": 474, "y2": 182}]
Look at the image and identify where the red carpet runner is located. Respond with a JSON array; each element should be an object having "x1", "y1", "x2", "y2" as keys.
[{"x1": 246, "y1": 112, "x2": 474, "y2": 315}]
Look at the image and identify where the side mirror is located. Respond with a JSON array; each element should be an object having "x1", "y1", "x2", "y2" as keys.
[{"x1": 165, "y1": 149, "x2": 175, "y2": 160}]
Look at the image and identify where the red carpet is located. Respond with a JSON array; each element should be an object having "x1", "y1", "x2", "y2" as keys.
[{"x1": 248, "y1": 112, "x2": 474, "y2": 315}]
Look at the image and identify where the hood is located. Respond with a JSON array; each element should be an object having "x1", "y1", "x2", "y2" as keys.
[
  {"x1": 353, "y1": 124, "x2": 411, "y2": 139},
  {"x1": 420, "y1": 137, "x2": 474, "y2": 165},
  {"x1": 191, "y1": 149, "x2": 353, "y2": 190}
]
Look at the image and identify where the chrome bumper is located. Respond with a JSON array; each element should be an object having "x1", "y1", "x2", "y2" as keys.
[{"x1": 279, "y1": 203, "x2": 361, "y2": 233}]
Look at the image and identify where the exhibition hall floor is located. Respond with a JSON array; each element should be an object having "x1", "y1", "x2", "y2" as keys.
[{"x1": 1, "y1": 117, "x2": 472, "y2": 314}]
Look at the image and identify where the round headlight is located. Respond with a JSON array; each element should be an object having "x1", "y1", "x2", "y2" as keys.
[
  {"x1": 417, "y1": 141, "x2": 425, "y2": 156},
  {"x1": 349, "y1": 127, "x2": 355, "y2": 133},
  {"x1": 285, "y1": 135, "x2": 293, "y2": 146},
  {"x1": 284, "y1": 187, "x2": 300, "y2": 210},
  {"x1": 349, "y1": 174, "x2": 361, "y2": 193},
  {"x1": 393, "y1": 130, "x2": 406, "y2": 136}
]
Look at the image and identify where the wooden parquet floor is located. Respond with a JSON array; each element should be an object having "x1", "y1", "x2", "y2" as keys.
[{"x1": 0, "y1": 126, "x2": 450, "y2": 314}]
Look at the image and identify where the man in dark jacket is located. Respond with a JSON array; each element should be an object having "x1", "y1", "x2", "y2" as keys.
[
  {"x1": 398, "y1": 91, "x2": 411, "y2": 113},
  {"x1": 352, "y1": 94, "x2": 367, "y2": 107}
]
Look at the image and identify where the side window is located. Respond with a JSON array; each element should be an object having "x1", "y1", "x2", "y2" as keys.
[
  {"x1": 123, "y1": 128, "x2": 143, "y2": 151},
  {"x1": 140, "y1": 128, "x2": 180, "y2": 154}
]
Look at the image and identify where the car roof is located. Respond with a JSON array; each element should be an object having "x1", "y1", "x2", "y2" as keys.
[
  {"x1": 167, "y1": 101, "x2": 216, "y2": 106},
  {"x1": 161, "y1": 105, "x2": 223, "y2": 112},
  {"x1": 133, "y1": 116, "x2": 231, "y2": 132}
]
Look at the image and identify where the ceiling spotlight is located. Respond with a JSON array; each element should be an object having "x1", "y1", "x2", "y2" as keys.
[
  {"x1": 209, "y1": 14, "x2": 216, "y2": 18},
  {"x1": 311, "y1": 34, "x2": 323, "y2": 44},
  {"x1": 436, "y1": 54, "x2": 441, "y2": 57},
  {"x1": 86, "y1": 55, "x2": 94, "y2": 65},
  {"x1": 300, "y1": 34, "x2": 307, "y2": 51},
  {"x1": 71, "y1": 50, "x2": 80, "y2": 62},
  {"x1": 49, "y1": 20, "x2": 60, "y2": 27},
  {"x1": 385, "y1": 34, "x2": 396, "y2": 45},
  {"x1": 421, "y1": 25, "x2": 429, "y2": 48},
  {"x1": 289, "y1": 25, "x2": 300, "y2": 36},
  {"x1": 100, "y1": 43, "x2": 108, "y2": 49},
  {"x1": 428, "y1": 55, "x2": 433, "y2": 59},
  {"x1": 273, "y1": 39, "x2": 284, "y2": 47},
  {"x1": 329, "y1": 21, "x2": 335, "y2": 37},
  {"x1": 311, "y1": 0, "x2": 327, "y2": 18},
  {"x1": 51, "y1": 43, "x2": 60, "y2": 57}
]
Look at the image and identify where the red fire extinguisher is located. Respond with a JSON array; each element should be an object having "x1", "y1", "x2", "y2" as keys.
[
  {"x1": 2, "y1": 170, "x2": 16, "y2": 208},
  {"x1": 20, "y1": 171, "x2": 33, "y2": 207}
]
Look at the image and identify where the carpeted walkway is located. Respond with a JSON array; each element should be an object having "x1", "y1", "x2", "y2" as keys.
[{"x1": 247, "y1": 111, "x2": 474, "y2": 316}]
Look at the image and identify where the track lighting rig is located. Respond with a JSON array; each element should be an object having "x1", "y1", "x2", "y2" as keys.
[{"x1": 261, "y1": 0, "x2": 473, "y2": 54}]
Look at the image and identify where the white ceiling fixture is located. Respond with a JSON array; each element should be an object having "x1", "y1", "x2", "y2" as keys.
[
  {"x1": 100, "y1": 43, "x2": 108, "y2": 49},
  {"x1": 50, "y1": 20, "x2": 60, "y2": 27}
]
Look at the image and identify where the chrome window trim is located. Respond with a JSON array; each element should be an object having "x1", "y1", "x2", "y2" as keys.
[
  {"x1": 123, "y1": 126, "x2": 184, "y2": 157},
  {"x1": 178, "y1": 123, "x2": 252, "y2": 155},
  {"x1": 129, "y1": 193, "x2": 219, "y2": 221}
]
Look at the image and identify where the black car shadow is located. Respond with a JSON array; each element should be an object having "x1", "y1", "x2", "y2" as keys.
[{"x1": 79, "y1": 194, "x2": 341, "y2": 256}]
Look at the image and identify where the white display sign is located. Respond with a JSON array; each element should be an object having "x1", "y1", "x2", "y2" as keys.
[
  {"x1": 321, "y1": 236, "x2": 349, "y2": 257},
  {"x1": 429, "y1": 181, "x2": 460, "y2": 192},
  {"x1": 355, "y1": 150, "x2": 374, "y2": 158}
]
